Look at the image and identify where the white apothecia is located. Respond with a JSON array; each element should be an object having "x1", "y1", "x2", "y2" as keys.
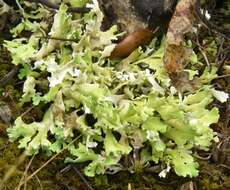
[
  {"x1": 145, "y1": 69, "x2": 164, "y2": 94},
  {"x1": 84, "y1": 106, "x2": 91, "y2": 114},
  {"x1": 146, "y1": 130, "x2": 158, "y2": 141},
  {"x1": 69, "y1": 67, "x2": 81, "y2": 77},
  {"x1": 200, "y1": 8, "x2": 211, "y2": 20},
  {"x1": 159, "y1": 164, "x2": 171, "y2": 178},
  {"x1": 211, "y1": 89, "x2": 229, "y2": 103},
  {"x1": 116, "y1": 71, "x2": 137, "y2": 81}
]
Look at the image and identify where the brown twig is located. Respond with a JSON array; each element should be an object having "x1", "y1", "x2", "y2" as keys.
[
  {"x1": 60, "y1": 165, "x2": 72, "y2": 173},
  {"x1": 0, "y1": 66, "x2": 20, "y2": 87},
  {"x1": 20, "y1": 106, "x2": 35, "y2": 118},
  {"x1": 72, "y1": 166, "x2": 94, "y2": 190},
  {"x1": 35, "y1": 36, "x2": 79, "y2": 43},
  {"x1": 194, "y1": 35, "x2": 211, "y2": 68},
  {"x1": 216, "y1": 40, "x2": 229, "y2": 74},
  {"x1": 216, "y1": 38, "x2": 225, "y2": 65},
  {"x1": 16, "y1": 156, "x2": 35, "y2": 190},
  {"x1": 20, "y1": 135, "x2": 82, "y2": 186},
  {"x1": 60, "y1": 165, "x2": 94, "y2": 190},
  {"x1": 193, "y1": 153, "x2": 211, "y2": 160},
  {"x1": 214, "y1": 73, "x2": 230, "y2": 79},
  {"x1": 218, "y1": 164, "x2": 230, "y2": 170},
  {"x1": 34, "y1": 174, "x2": 43, "y2": 190},
  {"x1": 26, "y1": 0, "x2": 90, "y2": 13}
]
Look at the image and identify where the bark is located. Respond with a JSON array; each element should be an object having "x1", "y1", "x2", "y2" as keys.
[{"x1": 98, "y1": 0, "x2": 177, "y2": 33}]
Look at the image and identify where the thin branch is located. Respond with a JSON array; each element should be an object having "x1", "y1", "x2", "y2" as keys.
[
  {"x1": 72, "y1": 166, "x2": 94, "y2": 190},
  {"x1": 0, "y1": 66, "x2": 20, "y2": 88},
  {"x1": 16, "y1": 155, "x2": 35, "y2": 190},
  {"x1": 26, "y1": 0, "x2": 90, "y2": 13},
  {"x1": 36, "y1": 36, "x2": 79, "y2": 43},
  {"x1": 20, "y1": 106, "x2": 35, "y2": 118},
  {"x1": 199, "y1": 47, "x2": 210, "y2": 67},
  {"x1": 20, "y1": 135, "x2": 82, "y2": 186},
  {"x1": 193, "y1": 153, "x2": 211, "y2": 160},
  {"x1": 214, "y1": 73, "x2": 230, "y2": 79},
  {"x1": 34, "y1": 174, "x2": 43, "y2": 190}
]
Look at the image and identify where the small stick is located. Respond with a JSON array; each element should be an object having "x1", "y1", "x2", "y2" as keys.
[
  {"x1": 36, "y1": 36, "x2": 79, "y2": 43},
  {"x1": 72, "y1": 166, "x2": 94, "y2": 190},
  {"x1": 20, "y1": 135, "x2": 82, "y2": 186},
  {"x1": 0, "y1": 66, "x2": 20, "y2": 87},
  {"x1": 16, "y1": 155, "x2": 35, "y2": 190},
  {"x1": 34, "y1": 174, "x2": 43, "y2": 190},
  {"x1": 26, "y1": 0, "x2": 90, "y2": 13},
  {"x1": 214, "y1": 73, "x2": 230, "y2": 79},
  {"x1": 193, "y1": 153, "x2": 211, "y2": 160}
]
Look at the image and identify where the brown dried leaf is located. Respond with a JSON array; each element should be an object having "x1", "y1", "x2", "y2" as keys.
[
  {"x1": 180, "y1": 181, "x2": 195, "y2": 190},
  {"x1": 164, "y1": 0, "x2": 196, "y2": 75}
]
